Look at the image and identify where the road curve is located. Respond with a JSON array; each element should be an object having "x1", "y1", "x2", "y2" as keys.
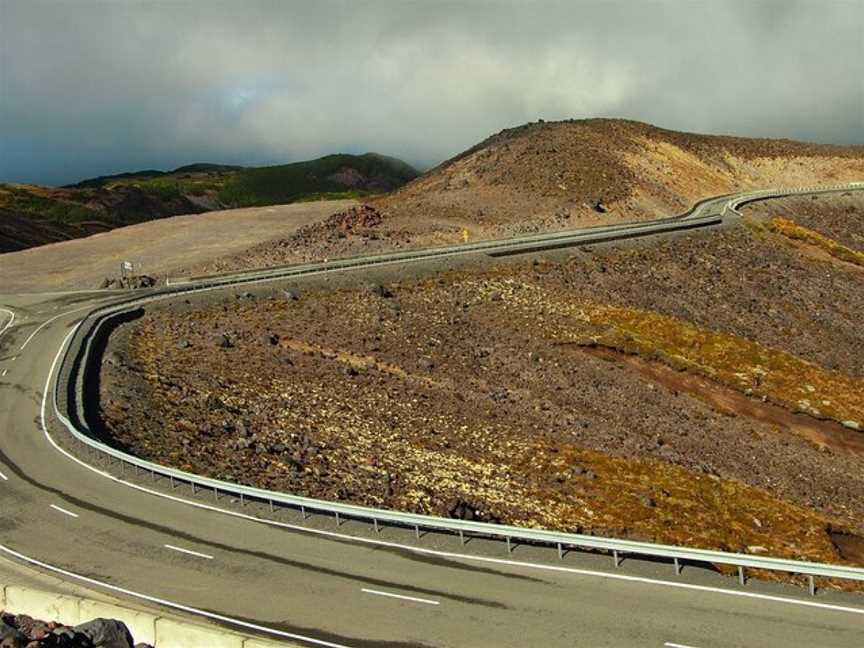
[{"x1": 2, "y1": 185, "x2": 864, "y2": 648}]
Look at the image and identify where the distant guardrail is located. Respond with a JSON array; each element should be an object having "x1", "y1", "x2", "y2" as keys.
[{"x1": 53, "y1": 183, "x2": 864, "y2": 597}]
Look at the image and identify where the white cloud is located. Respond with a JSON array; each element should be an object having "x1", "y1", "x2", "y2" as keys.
[{"x1": 0, "y1": 0, "x2": 861, "y2": 185}]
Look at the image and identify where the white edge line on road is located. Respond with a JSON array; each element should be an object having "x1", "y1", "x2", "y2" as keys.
[
  {"x1": 40, "y1": 329, "x2": 864, "y2": 620},
  {"x1": 164, "y1": 544, "x2": 213, "y2": 560},
  {"x1": 361, "y1": 588, "x2": 439, "y2": 606},
  {"x1": 0, "y1": 308, "x2": 15, "y2": 338},
  {"x1": 19, "y1": 303, "x2": 99, "y2": 352},
  {"x1": 665, "y1": 643, "x2": 701, "y2": 648},
  {"x1": 0, "y1": 543, "x2": 351, "y2": 648},
  {"x1": 49, "y1": 504, "x2": 79, "y2": 518}
]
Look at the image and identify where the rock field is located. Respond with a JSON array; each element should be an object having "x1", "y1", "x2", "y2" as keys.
[{"x1": 98, "y1": 198, "x2": 864, "y2": 582}]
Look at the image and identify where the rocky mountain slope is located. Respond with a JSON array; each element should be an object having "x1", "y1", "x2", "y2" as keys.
[
  {"x1": 0, "y1": 153, "x2": 417, "y2": 253},
  {"x1": 98, "y1": 193, "x2": 864, "y2": 587},
  {"x1": 199, "y1": 119, "x2": 864, "y2": 276}
]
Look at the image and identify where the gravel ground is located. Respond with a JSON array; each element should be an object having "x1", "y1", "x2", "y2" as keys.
[{"x1": 98, "y1": 215, "x2": 864, "y2": 572}]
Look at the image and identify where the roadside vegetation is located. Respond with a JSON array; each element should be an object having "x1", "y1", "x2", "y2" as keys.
[
  {"x1": 542, "y1": 302, "x2": 864, "y2": 430},
  {"x1": 766, "y1": 216, "x2": 864, "y2": 267}
]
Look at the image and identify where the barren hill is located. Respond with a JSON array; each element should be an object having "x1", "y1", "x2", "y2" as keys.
[{"x1": 375, "y1": 118, "x2": 864, "y2": 231}]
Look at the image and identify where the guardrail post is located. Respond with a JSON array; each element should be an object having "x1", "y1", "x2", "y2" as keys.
[
  {"x1": 269, "y1": 499, "x2": 274, "y2": 513},
  {"x1": 169, "y1": 476, "x2": 174, "y2": 489},
  {"x1": 613, "y1": 550, "x2": 621, "y2": 567},
  {"x1": 335, "y1": 511, "x2": 341, "y2": 526},
  {"x1": 191, "y1": 482, "x2": 196, "y2": 494},
  {"x1": 459, "y1": 530, "x2": 465, "y2": 545},
  {"x1": 301, "y1": 504, "x2": 308, "y2": 520},
  {"x1": 738, "y1": 566, "x2": 746, "y2": 586},
  {"x1": 214, "y1": 487, "x2": 218, "y2": 500},
  {"x1": 557, "y1": 542, "x2": 563, "y2": 559},
  {"x1": 373, "y1": 518, "x2": 380, "y2": 533},
  {"x1": 506, "y1": 537, "x2": 512, "y2": 554},
  {"x1": 808, "y1": 575, "x2": 816, "y2": 596},
  {"x1": 414, "y1": 524, "x2": 420, "y2": 539},
  {"x1": 240, "y1": 493, "x2": 245, "y2": 507},
  {"x1": 674, "y1": 557, "x2": 681, "y2": 575}
]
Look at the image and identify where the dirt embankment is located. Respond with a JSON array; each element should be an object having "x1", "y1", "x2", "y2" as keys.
[
  {"x1": 99, "y1": 203, "x2": 864, "y2": 577},
  {"x1": 198, "y1": 119, "x2": 864, "y2": 276}
]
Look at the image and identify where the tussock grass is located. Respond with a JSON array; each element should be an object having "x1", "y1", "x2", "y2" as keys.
[
  {"x1": 767, "y1": 216, "x2": 864, "y2": 267},
  {"x1": 568, "y1": 305, "x2": 864, "y2": 429}
]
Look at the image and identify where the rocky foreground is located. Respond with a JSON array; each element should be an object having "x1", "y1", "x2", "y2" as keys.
[
  {"x1": 99, "y1": 195, "x2": 864, "y2": 586},
  {"x1": 0, "y1": 613, "x2": 149, "y2": 648}
]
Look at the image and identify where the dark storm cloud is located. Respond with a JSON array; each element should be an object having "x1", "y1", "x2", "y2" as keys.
[{"x1": 1, "y1": 0, "x2": 861, "y2": 185}]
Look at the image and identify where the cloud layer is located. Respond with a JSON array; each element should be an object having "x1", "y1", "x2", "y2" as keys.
[{"x1": 1, "y1": 0, "x2": 862, "y2": 185}]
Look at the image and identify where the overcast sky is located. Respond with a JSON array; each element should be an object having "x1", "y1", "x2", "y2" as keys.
[{"x1": 1, "y1": 0, "x2": 862, "y2": 186}]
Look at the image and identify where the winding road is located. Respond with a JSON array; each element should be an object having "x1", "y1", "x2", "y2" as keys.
[{"x1": 2, "y1": 185, "x2": 864, "y2": 647}]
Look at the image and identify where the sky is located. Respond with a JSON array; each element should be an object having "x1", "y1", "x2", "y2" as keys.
[{"x1": 1, "y1": 0, "x2": 862, "y2": 186}]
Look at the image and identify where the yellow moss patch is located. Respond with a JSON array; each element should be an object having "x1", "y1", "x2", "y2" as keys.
[
  {"x1": 767, "y1": 216, "x2": 864, "y2": 267},
  {"x1": 492, "y1": 280, "x2": 864, "y2": 429},
  {"x1": 566, "y1": 304, "x2": 864, "y2": 428}
]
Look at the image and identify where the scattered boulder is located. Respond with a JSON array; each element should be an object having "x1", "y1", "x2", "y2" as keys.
[
  {"x1": 99, "y1": 275, "x2": 156, "y2": 290},
  {"x1": 104, "y1": 352, "x2": 125, "y2": 368},
  {"x1": 72, "y1": 619, "x2": 133, "y2": 648},
  {"x1": 0, "y1": 618, "x2": 27, "y2": 648},
  {"x1": 366, "y1": 282, "x2": 393, "y2": 298},
  {"x1": 215, "y1": 333, "x2": 233, "y2": 348},
  {"x1": 418, "y1": 357, "x2": 435, "y2": 371},
  {"x1": 281, "y1": 289, "x2": 300, "y2": 301},
  {"x1": 328, "y1": 204, "x2": 385, "y2": 234},
  {"x1": 448, "y1": 499, "x2": 501, "y2": 524}
]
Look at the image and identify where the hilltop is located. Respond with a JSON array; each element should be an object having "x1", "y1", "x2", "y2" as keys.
[
  {"x1": 0, "y1": 153, "x2": 418, "y2": 253},
  {"x1": 373, "y1": 118, "x2": 864, "y2": 231}
]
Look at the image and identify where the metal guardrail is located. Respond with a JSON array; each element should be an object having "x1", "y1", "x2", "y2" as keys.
[{"x1": 52, "y1": 183, "x2": 864, "y2": 597}]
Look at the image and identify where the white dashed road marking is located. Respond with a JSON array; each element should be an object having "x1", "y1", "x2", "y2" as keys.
[
  {"x1": 361, "y1": 588, "x2": 440, "y2": 606},
  {"x1": 665, "y1": 643, "x2": 701, "y2": 648},
  {"x1": 50, "y1": 504, "x2": 79, "y2": 518},
  {"x1": 0, "y1": 469, "x2": 8, "y2": 481},
  {"x1": 164, "y1": 544, "x2": 214, "y2": 560}
]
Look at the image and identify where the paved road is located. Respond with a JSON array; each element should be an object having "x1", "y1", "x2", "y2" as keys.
[{"x1": 2, "y1": 188, "x2": 864, "y2": 647}]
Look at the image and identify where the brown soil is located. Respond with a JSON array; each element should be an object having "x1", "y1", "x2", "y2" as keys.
[
  {"x1": 99, "y1": 215, "x2": 864, "y2": 580},
  {"x1": 194, "y1": 119, "x2": 864, "y2": 277}
]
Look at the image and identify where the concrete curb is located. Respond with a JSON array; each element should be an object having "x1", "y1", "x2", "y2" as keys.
[{"x1": 0, "y1": 583, "x2": 296, "y2": 647}]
